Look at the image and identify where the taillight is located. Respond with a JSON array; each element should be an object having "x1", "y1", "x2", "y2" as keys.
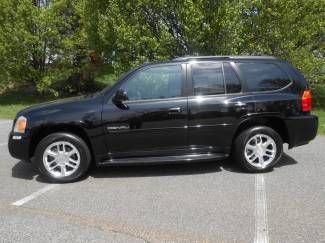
[{"x1": 301, "y1": 90, "x2": 312, "y2": 112}]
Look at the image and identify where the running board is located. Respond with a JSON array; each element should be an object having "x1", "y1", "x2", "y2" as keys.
[{"x1": 100, "y1": 153, "x2": 228, "y2": 165}]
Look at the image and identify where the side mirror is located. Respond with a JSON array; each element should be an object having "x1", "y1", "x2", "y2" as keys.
[
  {"x1": 113, "y1": 89, "x2": 128, "y2": 104},
  {"x1": 112, "y1": 89, "x2": 129, "y2": 109}
]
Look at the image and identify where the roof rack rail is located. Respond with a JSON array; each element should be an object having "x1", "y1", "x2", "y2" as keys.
[
  {"x1": 172, "y1": 55, "x2": 277, "y2": 61},
  {"x1": 173, "y1": 56, "x2": 229, "y2": 61}
]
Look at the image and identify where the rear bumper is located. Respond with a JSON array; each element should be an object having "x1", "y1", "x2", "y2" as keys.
[
  {"x1": 284, "y1": 115, "x2": 318, "y2": 148},
  {"x1": 8, "y1": 132, "x2": 31, "y2": 161}
]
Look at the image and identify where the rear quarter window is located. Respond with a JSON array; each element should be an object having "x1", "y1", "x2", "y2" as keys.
[{"x1": 236, "y1": 62, "x2": 291, "y2": 92}]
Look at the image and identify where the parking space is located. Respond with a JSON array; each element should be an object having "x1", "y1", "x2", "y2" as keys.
[{"x1": 0, "y1": 119, "x2": 324, "y2": 242}]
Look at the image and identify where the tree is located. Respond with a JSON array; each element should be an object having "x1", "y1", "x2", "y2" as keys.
[
  {"x1": 240, "y1": 0, "x2": 324, "y2": 104},
  {"x1": 0, "y1": 0, "x2": 95, "y2": 95},
  {"x1": 0, "y1": 0, "x2": 323, "y2": 102}
]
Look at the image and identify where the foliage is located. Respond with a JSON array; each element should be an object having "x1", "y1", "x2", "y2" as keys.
[
  {"x1": 0, "y1": 0, "x2": 324, "y2": 105},
  {"x1": 0, "y1": 88, "x2": 53, "y2": 119}
]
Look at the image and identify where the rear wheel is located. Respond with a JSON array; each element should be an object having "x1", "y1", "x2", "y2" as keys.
[
  {"x1": 34, "y1": 133, "x2": 91, "y2": 183},
  {"x1": 234, "y1": 126, "x2": 283, "y2": 172}
]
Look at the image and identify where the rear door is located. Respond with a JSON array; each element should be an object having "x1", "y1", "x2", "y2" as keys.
[{"x1": 187, "y1": 61, "x2": 254, "y2": 154}]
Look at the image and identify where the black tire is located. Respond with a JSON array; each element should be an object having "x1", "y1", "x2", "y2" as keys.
[
  {"x1": 33, "y1": 133, "x2": 91, "y2": 183},
  {"x1": 233, "y1": 126, "x2": 283, "y2": 172}
]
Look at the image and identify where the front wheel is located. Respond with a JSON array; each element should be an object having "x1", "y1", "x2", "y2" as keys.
[
  {"x1": 34, "y1": 133, "x2": 91, "y2": 183},
  {"x1": 233, "y1": 126, "x2": 283, "y2": 172}
]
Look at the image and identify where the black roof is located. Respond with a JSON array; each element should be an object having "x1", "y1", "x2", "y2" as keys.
[{"x1": 172, "y1": 55, "x2": 277, "y2": 61}]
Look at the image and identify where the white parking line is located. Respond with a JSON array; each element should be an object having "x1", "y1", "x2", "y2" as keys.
[
  {"x1": 12, "y1": 184, "x2": 59, "y2": 206},
  {"x1": 254, "y1": 174, "x2": 269, "y2": 243}
]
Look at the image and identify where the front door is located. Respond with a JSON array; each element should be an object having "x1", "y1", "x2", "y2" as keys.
[{"x1": 102, "y1": 64, "x2": 188, "y2": 159}]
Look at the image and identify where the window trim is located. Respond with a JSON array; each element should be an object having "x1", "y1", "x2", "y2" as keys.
[
  {"x1": 108, "y1": 63, "x2": 187, "y2": 103},
  {"x1": 223, "y1": 61, "x2": 243, "y2": 94},
  {"x1": 234, "y1": 61, "x2": 294, "y2": 94}
]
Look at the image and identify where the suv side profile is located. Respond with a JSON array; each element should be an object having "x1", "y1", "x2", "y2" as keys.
[{"x1": 8, "y1": 56, "x2": 318, "y2": 182}]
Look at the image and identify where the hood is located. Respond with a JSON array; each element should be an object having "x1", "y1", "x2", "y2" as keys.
[{"x1": 17, "y1": 94, "x2": 100, "y2": 117}]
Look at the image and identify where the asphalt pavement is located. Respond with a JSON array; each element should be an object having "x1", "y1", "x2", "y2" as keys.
[{"x1": 0, "y1": 119, "x2": 324, "y2": 242}]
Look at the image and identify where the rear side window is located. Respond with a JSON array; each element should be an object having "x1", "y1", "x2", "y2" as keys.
[
  {"x1": 192, "y1": 63, "x2": 225, "y2": 95},
  {"x1": 236, "y1": 62, "x2": 291, "y2": 92},
  {"x1": 223, "y1": 62, "x2": 241, "y2": 93}
]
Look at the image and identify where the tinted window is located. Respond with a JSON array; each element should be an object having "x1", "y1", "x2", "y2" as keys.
[
  {"x1": 223, "y1": 62, "x2": 241, "y2": 93},
  {"x1": 236, "y1": 62, "x2": 291, "y2": 92},
  {"x1": 192, "y1": 63, "x2": 225, "y2": 95},
  {"x1": 121, "y1": 65, "x2": 182, "y2": 101}
]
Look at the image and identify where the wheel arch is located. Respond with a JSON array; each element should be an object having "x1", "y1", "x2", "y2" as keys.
[
  {"x1": 29, "y1": 124, "x2": 95, "y2": 163},
  {"x1": 232, "y1": 116, "x2": 289, "y2": 145}
]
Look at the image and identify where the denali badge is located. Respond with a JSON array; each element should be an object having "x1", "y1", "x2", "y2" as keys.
[{"x1": 107, "y1": 125, "x2": 130, "y2": 131}]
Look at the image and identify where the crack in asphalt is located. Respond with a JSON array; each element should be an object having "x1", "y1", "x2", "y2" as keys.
[
  {"x1": 7, "y1": 204, "x2": 150, "y2": 242},
  {"x1": 6, "y1": 204, "x2": 208, "y2": 242}
]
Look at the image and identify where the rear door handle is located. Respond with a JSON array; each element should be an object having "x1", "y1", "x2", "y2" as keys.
[
  {"x1": 234, "y1": 102, "x2": 247, "y2": 107},
  {"x1": 234, "y1": 103, "x2": 248, "y2": 110},
  {"x1": 168, "y1": 107, "x2": 181, "y2": 113}
]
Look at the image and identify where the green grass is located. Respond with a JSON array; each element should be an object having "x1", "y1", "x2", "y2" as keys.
[
  {"x1": 313, "y1": 110, "x2": 325, "y2": 135},
  {"x1": 0, "y1": 90, "x2": 53, "y2": 119}
]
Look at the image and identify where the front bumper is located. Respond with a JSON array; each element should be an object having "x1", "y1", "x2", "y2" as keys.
[
  {"x1": 8, "y1": 132, "x2": 31, "y2": 161},
  {"x1": 285, "y1": 115, "x2": 318, "y2": 148}
]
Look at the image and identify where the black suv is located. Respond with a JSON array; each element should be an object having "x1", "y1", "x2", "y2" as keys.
[{"x1": 8, "y1": 56, "x2": 318, "y2": 182}]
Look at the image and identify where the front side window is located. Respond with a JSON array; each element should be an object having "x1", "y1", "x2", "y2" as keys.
[
  {"x1": 120, "y1": 65, "x2": 183, "y2": 101},
  {"x1": 192, "y1": 62, "x2": 225, "y2": 95},
  {"x1": 236, "y1": 62, "x2": 291, "y2": 92}
]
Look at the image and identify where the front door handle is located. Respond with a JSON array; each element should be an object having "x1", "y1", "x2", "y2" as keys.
[{"x1": 168, "y1": 107, "x2": 181, "y2": 113}]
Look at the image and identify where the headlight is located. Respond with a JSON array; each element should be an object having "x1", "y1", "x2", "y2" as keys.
[{"x1": 14, "y1": 116, "x2": 27, "y2": 133}]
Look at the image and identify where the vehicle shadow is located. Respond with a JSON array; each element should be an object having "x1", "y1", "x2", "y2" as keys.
[
  {"x1": 11, "y1": 161, "x2": 50, "y2": 183},
  {"x1": 274, "y1": 152, "x2": 298, "y2": 168},
  {"x1": 11, "y1": 153, "x2": 298, "y2": 181},
  {"x1": 11, "y1": 161, "x2": 37, "y2": 180},
  {"x1": 89, "y1": 152, "x2": 298, "y2": 178},
  {"x1": 220, "y1": 152, "x2": 298, "y2": 173}
]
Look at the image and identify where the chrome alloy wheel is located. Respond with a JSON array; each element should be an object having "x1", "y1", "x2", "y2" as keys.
[
  {"x1": 42, "y1": 141, "x2": 80, "y2": 178},
  {"x1": 244, "y1": 134, "x2": 277, "y2": 169}
]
